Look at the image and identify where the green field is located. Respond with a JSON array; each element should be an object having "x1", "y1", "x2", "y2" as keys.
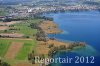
[
  {"x1": 14, "y1": 23, "x2": 37, "y2": 36},
  {"x1": 0, "y1": 39, "x2": 37, "y2": 59},
  {"x1": 0, "y1": 19, "x2": 43, "y2": 36},
  {"x1": 0, "y1": 40, "x2": 11, "y2": 57},
  {"x1": 0, "y1": 19, "x2": 42, "y2": 58},
  {"x1": 0, "y1": 19, "x2": 43, "y2": 37},
  {"x1": 0, "y1": 18, "x2": 42, "y2": 65},
  {"x1": 16, "y1": 40, "x2": 37, "y2": 60},
  {"x1": 15, "y1": 19, "x2": 42, "y2": 35}
]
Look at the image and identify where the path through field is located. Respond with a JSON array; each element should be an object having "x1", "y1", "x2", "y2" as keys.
[{"x1": 5, "y1": 42, "x2": 24, "y2": 59}]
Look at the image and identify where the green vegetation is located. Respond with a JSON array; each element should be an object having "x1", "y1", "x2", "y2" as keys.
[
  {"x1": 1, "y1": 19, "x2": 43, "y2": 37},
  {"x1": 0, "y1": 39, "x2": 37, "y2": 60},
  {"x1": 0, "y1": 40, "x2": 10, "y2": 57},
  {"x1": 0, "y1": 19, "x2": 42, "y2": 59},
  {"x1": 14, "y1": 23, "x2": 37, "y2": 36},
  {"x1": 0, "y1": 19, "x2": 43, "y2": 37},
  {"x1": 16, "y1": 43, "x2": 32, "y2": 60},
  {"x1": 16, "y1": 40, "x2": 37, "y2": 60},
  {"x1": 0, "y1": 18, "x2": 44, "y2": 65},
  {"x1": 0, "y1": 59, "x2": 10, "y2": 66}
]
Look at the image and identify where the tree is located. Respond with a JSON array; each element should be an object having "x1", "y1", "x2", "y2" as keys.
[
  {"x1": 48, "y1": 47, "x2": 58, "y2": 57},
  {"x1": 0, "y1": 62, "x2": 10, "y2": 66},
  {"x1": 28, "y1": 53, "x2": 33, "y2": 61},
  {"x1": 4, "y1": 30, "x2": 7, "y2": 33},
  {"x1": 59, "y1": 45, "x2": 66, "y2": 50},
  {"x1": 32, "y1": 50, "x2": 34, "y2": 54},
  {"x1": 48, "y1": 44, "x2": 54, "y2": 48},
  {"x1": 0, "y1": 58, "x2": 1, "y2": 65},
  {"x1": 3, "y1": 17, "x2": 11, "y2": 22},
  {"x1": 25, "y1": 35, "x2": 30, "y2": 38},
  {"x1": 0, "y1": 35, "x2": 1, "y2": 38}
]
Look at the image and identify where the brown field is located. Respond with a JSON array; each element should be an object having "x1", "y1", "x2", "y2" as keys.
[
  {"x1": 39, "y1": 21, "x2": 62, "y2": 34},
  {"x1": 48, "y1": 40, "x2": 70, "y2": 47},
  {"x1": 5, "y1": 42, "x2": 24, "y2": 59},
  {"x1": 36, "y1": 39, "x2": 70, "y2": 55},
  {"x1": 0, "y1": 21, "x2": 21, "y2": 26},
  {"x1": 36, "y1": 43, "x2": 50, "y2": 55},
  {"x1": 0, "y1": 33, "x2": 24, "y2": 38},
  {"x1": 5, "y1": 21, "x2": 20, "y2": 26},
  {"x1": 0, "y1": 26, "x2": 8, "y2": 30}
]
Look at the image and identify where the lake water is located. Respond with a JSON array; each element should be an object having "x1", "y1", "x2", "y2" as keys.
[{"x1": 43, "y1": 11, "x2": 100, "y2": 66}]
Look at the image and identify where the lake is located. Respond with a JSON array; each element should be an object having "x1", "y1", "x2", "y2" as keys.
[{"x1": 43, "y1": 11, "x2": 100, "y2": 66}]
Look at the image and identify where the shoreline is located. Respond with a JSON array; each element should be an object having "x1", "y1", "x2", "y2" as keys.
[
  {"x1": 39, "y1": 20, "x2": 62, "y2": 34},
  {"x1": 35, "y1": 10, "x2": 100, "y2": 18},
  {"x1": 0, "y1": 18, "x2": 86, "y2": 66},
  {"x1": 31, "y1": 20, "x2": 86, "y2": 66}
]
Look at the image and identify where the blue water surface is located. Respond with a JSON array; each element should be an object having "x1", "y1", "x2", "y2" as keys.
[{"x1": 43, "y1": 11, "x2": 100, "y2": 66}]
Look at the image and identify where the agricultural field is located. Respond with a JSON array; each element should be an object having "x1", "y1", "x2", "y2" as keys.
[
  {"x1": 0, "y1": 19, "x2": 43, "y2": 37},
  {"x1": 0, "y1": 37, "x2": 37, "y2": 66},
  {"x1": 15, "y1": 19, "x2": 42, "y2": 36},
  {"x1": 0, "y1": 40, "x2": 11, "y2": 57},
  {"x1": 0, "y1": 19, "x2": 43, "y2": 66},
  {"x1": 0, "y1": 39, "x2": 37, "y2": 58}
]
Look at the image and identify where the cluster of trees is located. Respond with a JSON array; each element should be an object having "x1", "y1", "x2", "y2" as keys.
[
  {"x1": 30, "y1": 23, "x2": 39, "y2": 29},
  {"x1": 36, "y1": 30, "x2": 48, "y2": 42},
  {"x1": 30, "y1": 22, "x2": 49, "y2": 42},
  {"x1": 0, "y1": 35, "x2": 11, "y2": 38},
  {"x1": 0, "y1": 59, "x2": 10, "y2": 66},
  {"x1": 68, "y1": 42, "x2": 86, "y2": 50},
  {"x1": 48, "y1": 45, "x2": 66, "y2": 57},
  {"x1": 30, "y1": 23, "x2": 47, "y2": 41},
  {"x1": 3, "y1": 17, "x2": 12, "y2": 22},
  {"x1": 59, "y1": 45, "x2": 67, "y2": 50},
  {"x1": 9, "y1": 28, "x2": 20, "y2": 31},
  {"x1": 33, "y1": 16, "x2": 53, "y2": 21},
  {"x1": 48, "y1": 42, "x2": 85, "y2": 57},
  {"x1": 3, "y1": 17, "x2": 28, "y2": 22},
  {"x1": 48, "y1": 46, "x2": 58, "y2": 57},
  {"x1": 28, "y1": 50, "x2": 45, "y2": 65},
  {"x1": 28, "y1": 50, "x2": 35, "y2": 64},
  {"x1": 48, "y1": 44, "x2": 54, "y2": 48}
]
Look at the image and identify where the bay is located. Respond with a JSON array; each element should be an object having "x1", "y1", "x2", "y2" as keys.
[{"x1": 43, "y1": 11, "x2": 100, "y2": 66}]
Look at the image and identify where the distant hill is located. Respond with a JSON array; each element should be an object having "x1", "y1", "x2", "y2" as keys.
[
  {"x1": 0, "y1": 0, "x2": 32, "y2": 5},
  {"x1": 1, "y1": 0, "x2": 32, "y2": 2},
  {"x1": 0, "y1": 0, "x2": 100, "y2": 5}
]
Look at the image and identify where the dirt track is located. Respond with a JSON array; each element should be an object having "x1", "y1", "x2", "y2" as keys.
[{"x1": 5, "y1": 42, "x2": 24, "y2": 59}]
